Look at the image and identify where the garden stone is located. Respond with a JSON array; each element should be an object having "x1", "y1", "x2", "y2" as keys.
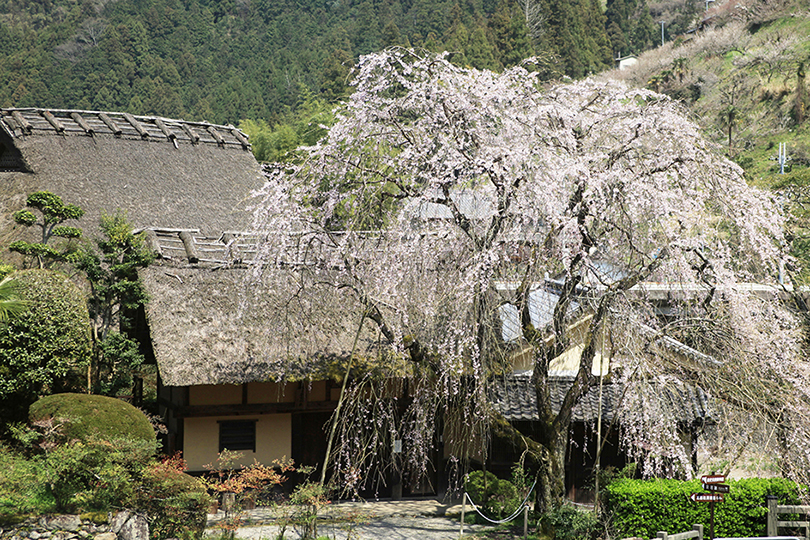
[
  {"x1": 29, "y1": 532, "x2": 40, "y2": 539},
  {"x1": 110, "y1": 512, "x2": 147, "y2": 540},
  {"x1": 43, "y1": 516, "x2": 81, "y2": 532},
  {"x1": 92, "y1": 534, "x2": 116, "y2": 540}
]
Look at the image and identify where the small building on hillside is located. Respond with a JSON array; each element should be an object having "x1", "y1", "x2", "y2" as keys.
[{"x1": 615, "y1": 55, "x2": 638, "y2": 71}]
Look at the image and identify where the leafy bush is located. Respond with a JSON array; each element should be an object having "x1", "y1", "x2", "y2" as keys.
[
  {"x1": 540, "y1": 504, "x2": 600, "y2": 540},
  {"x1": 0, "y1": 270, "x2": 92, "y2": 424},
  {"x1": 136, "y1": 453, "x2": 210, "y2": 540},
  {"x1": 43, "y1": 436, "x2": 156, "y2": 512},
  {"x1": 466, "y1": 470, "x2": 520, "y2": 520},
  {"x1": 604, "y1": 477, "x2": 802, "y2": 539},
  {"x1": 29, "y1": 393, "x2": 155, "y2": 444},
  {"x1": 0, "y1": 445, "x2": 55, "y2": 522}
]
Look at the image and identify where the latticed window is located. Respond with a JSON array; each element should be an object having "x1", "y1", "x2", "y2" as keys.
[{"x1": 218, "y1": 419, "x2": 256, "y2": 452}]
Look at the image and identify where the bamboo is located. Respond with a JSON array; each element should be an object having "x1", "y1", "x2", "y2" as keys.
[
  {"x1": 154, "y1": 118, "x2": 178, "y2": 141},
  {"x1": 229, "y1": 126, "x2": 250, "y2": 149},
  {"x1": 179, "y1": 231, "x2": 200, "y2": 264},
  {"x1": 145, "y1": 230, "x2": 163, "y2": 259},
  {"x1": 181, "y1": 123, "x2": 201, "y2": 143},
  {"x1": 207, "y1": 125, "x2": 225, "y2": 146},
  {"x1": 11, "y1": 111, "x2": 32, "y2": 134}
]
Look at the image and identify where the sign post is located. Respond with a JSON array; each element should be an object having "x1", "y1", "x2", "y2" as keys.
[{"x1": 692, "y1": 475, "x2": 728, "y2": 540}]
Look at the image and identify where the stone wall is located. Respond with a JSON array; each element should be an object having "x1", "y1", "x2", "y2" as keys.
[{"x1": 0, "y1": 511, "x2": 149, "y2": 540}]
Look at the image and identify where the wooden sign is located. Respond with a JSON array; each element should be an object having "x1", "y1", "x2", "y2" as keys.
[
  {"x1": 701, "y1": 474, "x2": 726, "y2": 484},
  {"x1": 703, "y1": 483, "x2": 730, "y2": 493},
  {"x1": 691, "y1": 492, "x2": 724, "y2": 503}
]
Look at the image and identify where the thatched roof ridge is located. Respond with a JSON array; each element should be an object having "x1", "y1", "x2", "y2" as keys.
[
  {"x1": 141, "y1": 228, "x2": 264, "y2": 267},
  {"x1": 142, "y1": 229, "x2": 724, "y2": 387},
  {"x1": 1, "y1": 108, "x2": 250, "y2": 150},
  {"x1": 0, "y1": 108, "x2": 263, "y2": 245}
]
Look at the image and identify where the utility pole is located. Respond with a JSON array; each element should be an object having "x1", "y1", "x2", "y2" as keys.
[
  {"x1": 660, "y1": 21, "x2": 665, "y2": 46},
  {"x1": 779, "y1": 142, "x2": 788, "y2": 174}
]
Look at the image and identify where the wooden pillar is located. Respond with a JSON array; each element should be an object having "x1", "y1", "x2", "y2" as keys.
[{"x1": 767, "y1": 495, "x2": 778, "y2": 537}]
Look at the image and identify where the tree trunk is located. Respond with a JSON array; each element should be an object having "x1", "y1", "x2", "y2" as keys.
[{"x1": 489, "y1": 411, "x2": 566, "y2": 513}]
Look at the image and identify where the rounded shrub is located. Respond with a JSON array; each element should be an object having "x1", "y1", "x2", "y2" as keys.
[
  {"x1": 540, "y1": 504, "x2": 600, "y2": 540},
  {"x1": 466, "y1": 470, "x2": 520, "y2": 520},
  {"x1": 29, "y1": 393, "x2": 154, "y2": 444}
]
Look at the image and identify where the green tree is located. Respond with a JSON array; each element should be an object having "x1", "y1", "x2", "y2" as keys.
[
  {"x1": 465, "y1": 25, "x2": 500, "y2": 70},
  {"x1": 320, "y1": 48, "x2": 352, "y2": 103},
  {"x1": 0, "y1": 269, "x2": 92, "y2": 425},
  {"x1": 71, "y1": 211, "x2": 153, "y2": 396},
  {"x1": 9, "y1": 191, "x2": 84, "y2": 269},
  {"x1": 489, "y1": 0, "x2": 533, "y2": 68}
]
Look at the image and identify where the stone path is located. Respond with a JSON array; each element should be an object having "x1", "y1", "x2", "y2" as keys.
[{"x1": 206, "y1": 498, "x2": 496, "y2": 540}]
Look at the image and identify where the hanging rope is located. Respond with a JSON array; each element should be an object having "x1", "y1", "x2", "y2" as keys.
[{"x1": 463, "y1": 478, "x2": 537, "y2": 525}]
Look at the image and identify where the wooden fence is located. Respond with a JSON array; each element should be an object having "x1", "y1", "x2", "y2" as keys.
[{"x1": 767, "y1": 498, "x2": 810, "y2": 540}]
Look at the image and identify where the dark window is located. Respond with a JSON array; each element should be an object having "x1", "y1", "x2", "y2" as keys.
[{"x1": 218, "y1": 420, "x2": 256, "y2": 452}]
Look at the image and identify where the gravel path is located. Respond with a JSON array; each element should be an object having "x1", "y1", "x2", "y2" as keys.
[
  {"x1": 206, "y1": 498, "x2": 497, "y2": 540},
  {"x1": 227, "y1": 515, "x2": 493, "y2": 540}
]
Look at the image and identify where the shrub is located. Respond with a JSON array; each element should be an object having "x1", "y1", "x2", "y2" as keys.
[
  {"x1": 29, "y1": 393, "x2": 155, "y2": 444},
  {"x1": 0, "y1": 270, "x2": 92, "y2": 424},
  {"x1": 42, "y1": 436, "x2": 155, "y2": 512},
  {"x1": 136, "y1": 454, "x2": 210, "y2": 540},
  {"x1": 466, "y1": 470, "x2": 520, "y2": 521},
  {"x1": 0, "y1": 445, "x2": 55, "y2": 523},
  {"x1": 603, "y1": 477, "x2": 802, "y2": 539},
  {"x1": 540, "y1": 504, "x2": 600, "y2": 540}
]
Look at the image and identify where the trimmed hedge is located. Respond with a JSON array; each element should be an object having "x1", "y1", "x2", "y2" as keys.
[
  {"x1": 604, "y1": 477, "x2": 802, "y2": 539},
  {"x1": 29, "y1": 393, "x2": 154, "y2": 444}
]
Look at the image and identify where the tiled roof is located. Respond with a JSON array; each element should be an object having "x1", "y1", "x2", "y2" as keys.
[
  {"x1": 0, "y1": 108, "x2": 250, "y2": 150},
  {"x1": 498, "y1": 283, "x2": 581, "y2": 343},
  {"x1": 490, "y1": 372, "x2": 713, "y2": 423}
]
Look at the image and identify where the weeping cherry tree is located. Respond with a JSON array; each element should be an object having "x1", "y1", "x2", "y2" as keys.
[{"x1": 249, "y1": 48, "x2": 808, "y2": 510}]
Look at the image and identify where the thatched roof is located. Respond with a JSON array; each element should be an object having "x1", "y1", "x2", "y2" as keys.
[
  {"x1": 0, "y1": 108, "x2": 263, "y2": 247},
  {"x1": 141, "y1": 229, "x2": 725, "y2": 388},
  {"x1": 141, "y1": 230, "x2": 393, "y2": 387}
]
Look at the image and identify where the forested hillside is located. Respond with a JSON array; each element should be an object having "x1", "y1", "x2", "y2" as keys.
[{"x1": 0, "y1": 0, "x2": 651, "y2": 124}]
